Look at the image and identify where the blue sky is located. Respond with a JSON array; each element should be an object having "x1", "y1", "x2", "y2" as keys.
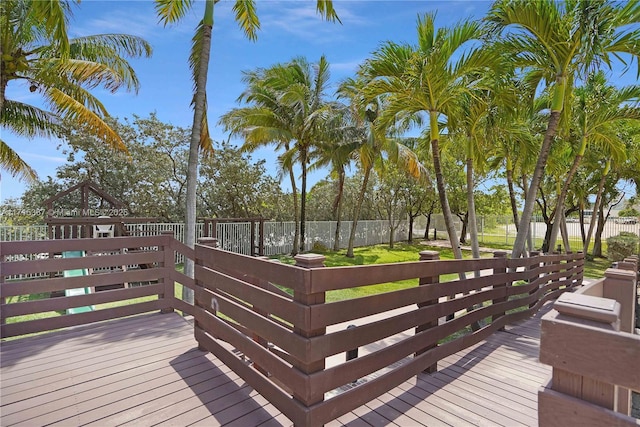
[{"x1": 1, "y1": 0, "x2": 637, "y2": 203}]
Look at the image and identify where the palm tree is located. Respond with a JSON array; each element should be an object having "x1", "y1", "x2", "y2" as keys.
[
  {"x1": 336, "y1": 76, "x2": 385, "y2": 258},
  {"x1": 360, "y1": 13, "x2": 493, "y2": 261},
  {"x1": 310, "y1": 106, "x2": 359, "y2": 251},
  {"x1": 155, "y1": 1, "x2": 339, "y2": 297},
  {"x1": 584, "y1": 123, "x2": 640, "y2": 255},
  {"x1": 486, "y1": 0, "x2": 640, "y2": 258},
  {"x1": 337, "y1": 76, "x2": 426, "y2": 258},
  {"x1": 221, "y1": 65, "x2": 300, "y2": 254},
  {"x1": 221, "y1": 56, "x2": 336, "y2": 254},
  {"x1": 547, "y1": 72, "x2": 640, "y2": 251},
  {"x1": 1, "y1": 0, "x2": 152, "y2": 182}
]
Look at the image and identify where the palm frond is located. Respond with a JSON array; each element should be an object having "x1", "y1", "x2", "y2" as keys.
[
  {"x1": 29, "y1": 0, "x2": 77, "y2": 57},
  {"x1": 155, "y1": 0, "x2": 193, "y2": 26},
  {"x1": 232, "y1": 0, "x2": 260, "y2": 41},
  {"x1": 1, "y1": 100, "x2": 62, "y2": 138},
  {"x1": 46, "y1": 87, "x2": 127, "y2": 152},
  {"x1": 0, "y1": 139, "x2": 38, "y2": 183},
  {"x1": 315, "y1": 0, "x2": 341, "y2": 23}
]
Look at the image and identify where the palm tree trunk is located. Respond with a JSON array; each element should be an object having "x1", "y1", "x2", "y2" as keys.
[
  {"x1": 512, "y1": 110, "x2": 562, "y2": 258},
  {"x1": 593, "y1": 205, "x2": 606, "y2": 258},
  {"x1": 299, "y1": 147, "x2": 308, "y2": 253},
  {"x1": 432, "y1": 140, "x2": 463, "y2": 260},
  {"x1": 333, "y1": 170, "x2": 345, "y2": 251},
  {"x1": 430, "y1": 113, "x2": 463, "y2": 268},
  {"x1": 521, "y1": 175, "x2": 534, "y2": 254},
  {"x1": 0, "y1": 43, "x2": 6, "y2": 113},
  {"x1": 506, "y1": 163, "x2": 519, "y2": 229},
  {"x1": 346, "y1": 165, "x2": 371, "y2": 258},
  {"x1": 548, "y1": 151, "x2": 585, "y2": 252},
  {"x1": 583, "y1": 160, "x2": 610, "y2": 254},
  {"x1": 466, "y1": 157, "x2": 481, "y2": 273},
  {"x1": 288, "y1": 165, "x2": 300, "y2": 256},
  {"x1": 560, "y1": 210, "x2": 571, "y2": 252},
  {"x1": 183, "y1": 0, "x2": 214, "y2": 305}
]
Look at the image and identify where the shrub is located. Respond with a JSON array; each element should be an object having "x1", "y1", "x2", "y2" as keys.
[
  {"x1": 606, "y1": 231, "x2": 640, "y2": 262},
  {"x1": 311, "y1": 240, "x2": 329, "y2": 253}
]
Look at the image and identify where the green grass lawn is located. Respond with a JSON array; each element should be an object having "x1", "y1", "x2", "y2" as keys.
[{"x1": 272, "y1": 240, "x2": 608, "y2": 302}]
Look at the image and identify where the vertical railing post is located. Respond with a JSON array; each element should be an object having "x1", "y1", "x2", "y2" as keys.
[
  {"x1": 415, "y1": 250, "x2": 440, "y2": 373},
  {"x1": 602, "y1": 267, "x2": 637, "y2": 415},
  {"x1": 251, "y1": 255, "x2": 271, "y2": 376},
  {"x1": 529, "y1": 250, "x2": 540, "y2": 308},
  {"x1": 539, "y1": 292, "x2": 622, "y2": 426},
  {"x1": 293, "y1": 253, "x2": 326, "y2": 420},
  {"x1": 258, "y1": 218, "x2": 265, "y2": 256},
  {"x1": 160, "y1": 231, "x2": 175, "y2": 314},
  {"x1": 491, "y1": 251, "x2": 508, "y2": 325},
  {"x1": 196, "y1": 238, "x2": 218, "y2": 349}
]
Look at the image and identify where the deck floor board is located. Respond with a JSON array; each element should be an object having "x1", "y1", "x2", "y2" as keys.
[{"x1": 2, "y1": 304, "x2": 554, "y2": 426}]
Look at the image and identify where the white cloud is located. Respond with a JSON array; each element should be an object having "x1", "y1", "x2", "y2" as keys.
[
  {"x1": 20, "y1": 152, "x2": 67, "y2": 163},
  {"x1": 257, "y1": 1, "x2": 364, "y2": 43},
  {"x1": 331, "y1": 59, "x2": 364, "y2": 73}
]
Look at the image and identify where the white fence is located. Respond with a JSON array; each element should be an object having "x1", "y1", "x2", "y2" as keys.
[
  {"x1": 3, "y1": 215, "x2": 639, "y2": 255},
  {"x1": 0, "y1": 220, "x2": 408, "y2": 258}
]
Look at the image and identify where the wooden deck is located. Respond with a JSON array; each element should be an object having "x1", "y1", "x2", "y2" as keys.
[{"x1": 1, "y1": 305, "x2": 552, "y2": 427}]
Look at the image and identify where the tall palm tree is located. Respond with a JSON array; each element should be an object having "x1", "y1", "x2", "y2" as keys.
[
  {"x1": 486, "y1": 0, "x2": 640, "y2": 258},
  {"x1": 221, "y1": 56, "x2": 336, "y2": 253},
  {"x1": 338, "y1": 76, "x2": 426, "y2": 258},
  {"x1": 155, "y1": 1, "x2": 339, "y2": 296},
  {"x1": 547, "y1": 72, "x2": 640, "y2": 251},
  {"x1": 221, "y1": 65, "x2": 301, "y2": 254},
  {"x1": 336, "y1": 76, "x2": 385, "y2": 258},
  {"x1": 310, "y1": 105, "x2": 359, "y2": 251},
  {"x1": 1, "y1": 0, "x2": 152, "y2": 182},
  {"x1": 360, "y1": 13, "x2": 493, "y2": 261}
]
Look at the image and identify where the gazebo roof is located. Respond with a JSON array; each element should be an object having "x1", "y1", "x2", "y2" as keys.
[{"x1": 42, "y1": 179, "x2": 126, "y2": 216}]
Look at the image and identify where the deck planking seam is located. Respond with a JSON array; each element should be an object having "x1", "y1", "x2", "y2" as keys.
[
  {"x1": 121, "y1": 373, "x2": 254, "y2": 426},
  {"x1": 0, "y1": 312, "x2": 180, "y2": 354},
  {"x1": 87, "y1": 361, "x2": 243, "y2": 426},
  {"x1": 5, "y1": 355, "x2": 231, "y2": 427},
  {"x1": 385, "y1": 383, "x2": 475, "y2": 427},
  {"x1": 0, "y1": 348, "x2": 211, "y2": 418},
  {"x1": 1, "y1": 330, "x2": 196, "y2": 382},
  {"x1": 422, "y1": 372, "x2": 538, "y2": 424},
  {"x1": 0, "y1": 336, "x2": 198, "y2": 402},
  {"x1": 54, "y1": 358, "x2": 238, "y2": 426}
]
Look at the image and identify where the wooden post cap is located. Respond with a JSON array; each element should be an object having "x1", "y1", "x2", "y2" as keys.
[
  {"x1": 554, "y1": 293, "x2": 621, "y2": 325},
  {"x1": 198, "y1": 237, "x2": 218, "y2": 247},
  {"x1": 419, "y1": 250, "x2": 439, "y2": 260},
  {"x1": 604, "y1": 268, "x2": 636, "y2": 281},
  {"x1": 294, "y1": 253, "x2": 325, "y2": 268}
]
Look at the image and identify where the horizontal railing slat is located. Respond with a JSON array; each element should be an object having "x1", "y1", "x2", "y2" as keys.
[
  {"x1": 1, "y1": 267, "x2": 163, "y2": 297},
  {"x1": 196, "y1": 245, "x2": 309, "y2": 292},
  {"x1": 309, "y1": 287, "x2": 507, "y2": 362},
  {"x1": 1, "y1": 235, "x2": 170, "y2": 255},
  {"x1": 195, "y1": 287, "x2": 309, "y2": 361},
  {"x1": 1, "y1": 300, "x2": 165, "y2": 338},
  {"x1": 197, "y1": 265, "x2": 305, "y2": 327},
  {"x1": 1, "y1": 284, "x2": 163, "y2": 318},
  {"x1": 3, "y1": 251, "x2": 163, "y2": 276},
  {"x1": 540, "y1": 317, "x2": 640, "y2": 392},
  {"x1": 309, "y1": 257, "x2": 509, "y2": 293},
  {"x1": 194, "y1": 305, "x2": 307, "y2": 396},
  {"x1": 194, "y1": 326, "x2": 307, "y2": 426}
]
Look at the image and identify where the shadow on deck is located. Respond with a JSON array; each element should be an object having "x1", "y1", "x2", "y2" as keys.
[{"x1": 1, "y1": 303, "x2": 552, "y2": 427}]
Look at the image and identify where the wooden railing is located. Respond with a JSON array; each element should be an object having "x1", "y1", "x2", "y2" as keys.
[
  {"x1": 0, "y1": 233, "x2": 195, "y2": 338},
  {"x1": 193, "y1": 243, "x2": 584, "y2": 426},
  {"x1": 538, "y1": 256, "x2": 639, "y2": 427}
]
